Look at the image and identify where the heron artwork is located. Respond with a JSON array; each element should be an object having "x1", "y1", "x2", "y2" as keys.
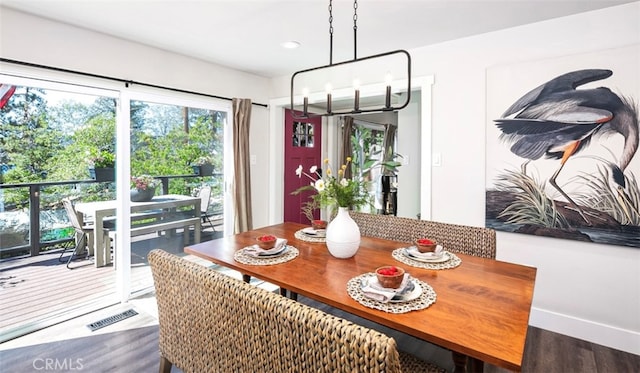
[{"x1": 494, "y1": 68, "x2": 639, "y2": 226}]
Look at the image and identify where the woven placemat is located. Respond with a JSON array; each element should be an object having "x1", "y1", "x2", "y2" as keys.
[
  {"x1": 294, "y1": 229, "x2": 326, "y2": 243},
  {"x1": 391, "y1": 248, "x2": 461, "y2": 270},
  {"x1": 234, "y1": 246, "x2": 299, "y2": 265},
  {"x1": 346, "y1": 273, "x2": 436, "y2": 314}
]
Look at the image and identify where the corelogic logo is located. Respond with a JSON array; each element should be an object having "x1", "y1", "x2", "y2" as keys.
[{"x1": 33, "y1": 358, "x2": 84, "y2": 371}]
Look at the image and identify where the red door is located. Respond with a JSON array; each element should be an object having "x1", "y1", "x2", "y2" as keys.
[{"x1": 284, "y1": 109, "x2": 322, "y2": 224}]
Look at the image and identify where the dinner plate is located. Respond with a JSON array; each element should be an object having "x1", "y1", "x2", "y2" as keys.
[
  {"x1": 403, "y1": 248, "x2": 451, "y2": 263},
  {"x1": 302, "y1": 227, "x2": 326, "y2": 237},
  {"x1": 247, "y1": 244, "x2": 288, "y2": 258},
  {"x1": 361, "y1": 275, "x2": 423, "y2": 303}
]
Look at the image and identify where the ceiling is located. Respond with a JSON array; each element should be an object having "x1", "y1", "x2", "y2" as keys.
[{"x1": 1, "y1": 0, "x2": 634, "y2": 78}]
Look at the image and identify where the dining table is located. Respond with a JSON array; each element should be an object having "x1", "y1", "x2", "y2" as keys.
[
  {"x1": 184, "y1": 222, "x2": 537, "y2": 372},
  {"x1": 75, "y1": 194, "x2": 201, "y2": 267}
]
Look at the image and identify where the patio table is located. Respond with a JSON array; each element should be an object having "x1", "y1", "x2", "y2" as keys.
[{"x1": 75, "y1": 194, "x2": 201, "y2": 267}]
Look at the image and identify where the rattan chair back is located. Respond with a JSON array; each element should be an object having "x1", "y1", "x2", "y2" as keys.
[
  {"x1": 350, "y1": 212, "x2": 496, "y2": 259},
  {"x1": 149, "y1": 249, "x2": 442, "y2": 373}
]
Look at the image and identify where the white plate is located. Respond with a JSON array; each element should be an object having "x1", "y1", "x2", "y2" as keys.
[
  {"x1": 361, "y1": 275, "x2": 423, "y2": 303},
  {"x1": 403, "y1": 248, "x2": 451, "y2": 263},
  {"x1": 302, "y1": 227, "x2": 326, "y2": 237},
  {"x1": 245, "y1": 244, "x2": 288, "y2": 258}
]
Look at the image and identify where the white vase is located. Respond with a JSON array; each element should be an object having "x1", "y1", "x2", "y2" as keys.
[{"x1": 325, "y1": 207, "x2": 361, "y2": 258}]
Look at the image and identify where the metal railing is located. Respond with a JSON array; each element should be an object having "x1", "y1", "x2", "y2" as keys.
[{"x1": 0, "y1": 174, "x2": 222, "y2": 258}]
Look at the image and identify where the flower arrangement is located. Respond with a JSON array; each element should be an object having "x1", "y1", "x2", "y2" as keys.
[
  {"x1": 293, "y1": 157, "x2": 369, "y2": 209},
  {"x1": 131, "y1": 175, "x2": 160, "y2": 191},
  {"x1": 86, "y1": 149, "x2": 115, "y2": 168}
]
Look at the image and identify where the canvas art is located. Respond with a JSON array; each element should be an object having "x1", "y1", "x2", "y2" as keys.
[{"x1": 485, "y1": 45, "x2": 640, "y2": 248}]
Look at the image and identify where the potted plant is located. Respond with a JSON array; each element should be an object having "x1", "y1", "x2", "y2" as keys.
[
  {"x1": 87, "y1": 149, "x2": 115, "y2": 182},
  {"x1": 191, "y1": 155, "x2": 215, "y2": 176},
  {"x1": 130, "y1": 175, "x2": 161, "y2": 202},
  {"x1": 292, "y1": 158, "x2": 370, "y2": 258},
  {"x1": 365, "y1": 146, "x2": 403, "y2": 215}
]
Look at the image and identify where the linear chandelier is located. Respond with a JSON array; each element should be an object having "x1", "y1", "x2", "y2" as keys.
[{"x1": 290, "y1": 0, "x2": 411, "y2": 119}]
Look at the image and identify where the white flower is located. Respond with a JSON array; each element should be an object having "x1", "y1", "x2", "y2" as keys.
[
  {"x1": 310, "y1": 165, "x2": 317, "y2": 174},
  {"x1": 295, "y1": 165, "x2": 303, "y2": 178},
  {"x1": 340, "y1": 178, "x2": 349, "y2": 187},
  {"x1": 314, "y1": 179, "x2": 326, "y2": 192}
]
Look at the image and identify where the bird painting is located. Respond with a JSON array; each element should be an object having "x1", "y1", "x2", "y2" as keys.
[{"x1": 494, "y1": 68, "x2": 639, "y2": 226}]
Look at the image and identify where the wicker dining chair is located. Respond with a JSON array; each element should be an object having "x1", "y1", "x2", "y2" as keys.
[
  {"x1": 350, "y1": 212, "x2": 497, "y2": 259},
  {"x1": 148, "y1": 249, "x2": 446, "y2": 373}
]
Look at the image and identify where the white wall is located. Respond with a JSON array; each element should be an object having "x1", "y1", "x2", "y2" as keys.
[
  {"x1": 270, "y1": 2, "x2": 640, "y2": 354},
  {"x1": 0, "y1": 7, "x2": 273, "y2": 229}
]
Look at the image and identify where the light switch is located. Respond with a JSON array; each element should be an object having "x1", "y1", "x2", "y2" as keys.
[{"x1": 432, "y1": 153, "x2": 441, "y2": 167}]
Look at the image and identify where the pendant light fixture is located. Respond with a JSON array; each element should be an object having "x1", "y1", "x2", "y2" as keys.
[{"x1": 290, "y1": 0, "x2": 412, "y2": 118}]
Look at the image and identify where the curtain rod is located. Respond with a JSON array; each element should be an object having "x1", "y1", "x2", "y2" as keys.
[{"x1": 0, "y1": 57, "x2": 268, "y2": 108}]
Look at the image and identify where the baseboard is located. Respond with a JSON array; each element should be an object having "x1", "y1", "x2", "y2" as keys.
[{"x1": 529, "y1": 307, "x2": 640, "y2": 355}]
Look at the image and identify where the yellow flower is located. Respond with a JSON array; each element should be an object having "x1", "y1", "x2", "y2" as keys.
[
  {"x1": 324, "y1": 158, "x2": 329, "y2": 164},
  {"x1": 327, "y1": 169, "x2": 331, "y2": 176},
  {"x1": 338, "y1": 169, "x2": 344, "y2": 176},
  {"x1": 341, "y1": 164, "x2": 347, "y2": 170},
  {"x1": 346, "y1": 157, "x2": 352, "y2": 162}
]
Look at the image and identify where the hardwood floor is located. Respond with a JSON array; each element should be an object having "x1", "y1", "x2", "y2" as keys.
[{"x1": 1, "y1": 269, "x2": 638, "y2": 373}]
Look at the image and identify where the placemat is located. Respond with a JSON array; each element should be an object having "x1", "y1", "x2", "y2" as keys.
[
  {"x1": 392, "y1": 248, "x2": 462, "y2": 270},
  {"x1": 234, "y1": 245, "x2": 299, "y2": 265},
  {"x1": 346, "y1": 273, "x2": 436, "y2": 313},
  {"x1": 294, "y1": 229, "x2": 326, "y2": 243}
]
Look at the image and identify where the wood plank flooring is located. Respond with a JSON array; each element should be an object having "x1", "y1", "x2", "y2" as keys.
[
  {"x1": 0, "y1": 229, "x2": 220, "y2": 341},
  {"x1": 1, "y1": 274, "x2": 638, "y2": 373}
]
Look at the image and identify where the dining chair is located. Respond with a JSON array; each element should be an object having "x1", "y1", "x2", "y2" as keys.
[
  {"x1": 149, "y1": 249, "x2": 446, "y2": 373},
  {"x1": 59, "y1": 198, "x2": 109, "y2": 269},
  {"x1": 350, "y1": 212, "x2": 496, "y2": 259}
]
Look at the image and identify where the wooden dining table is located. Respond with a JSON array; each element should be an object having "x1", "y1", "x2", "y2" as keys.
[{"x1": 184, "y1": 222, "x2": 537, "y2": 372}]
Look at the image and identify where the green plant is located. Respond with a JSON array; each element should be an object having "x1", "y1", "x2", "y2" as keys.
[
  {"x1": 292, "y1": 157, "x2": 369, "y2": 209},
  {"x1": 192, "y1": 155, "x2": 215, "y2": 166},
  {"x1": 86, "y1": 149, "x2": 115, "y2": 168},
  {"x1": 365, "y1": 146, "x2": 403, "y2": 176}
]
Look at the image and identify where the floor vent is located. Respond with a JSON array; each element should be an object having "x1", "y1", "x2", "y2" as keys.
[{"x1": 87, "y1": 309, "x2": 138, "y2": 332}]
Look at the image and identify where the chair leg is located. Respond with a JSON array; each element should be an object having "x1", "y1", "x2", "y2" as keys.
[
  {"x1": 58, "y1": 240, "x2": 75, "y2": 263},
  {"x1": 159, "y1": 356, "x2": 172, "y2": 373},
  {"x1": 66, "y1": 233, "x2": 88, "y2": 269}
]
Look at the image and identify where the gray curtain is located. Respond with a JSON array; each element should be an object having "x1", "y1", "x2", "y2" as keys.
[
  {"x1": 340, "y1": 116, "x2": 354, "y2": 180},
  {"x1": 381, "y1": 123, "x2": 397, "y2": 175},
  {"x1": 232, "y1": 98, "x2": 253, "y2": 233}
]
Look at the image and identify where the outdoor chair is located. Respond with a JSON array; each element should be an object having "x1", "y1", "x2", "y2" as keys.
[
  {"x1": 148, "y1": 249, "x2": 446, "y2": 373},
  {"x1": 197, "y1": 186, "x2": 220, "y2": 231},
  {"x1": 59, "y1": 198, "x2": 109, "y2": 269}
]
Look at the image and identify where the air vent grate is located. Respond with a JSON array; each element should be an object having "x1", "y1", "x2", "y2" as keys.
[{"x1": 87, "y1": 309, "x2": 138, "y2": 331}]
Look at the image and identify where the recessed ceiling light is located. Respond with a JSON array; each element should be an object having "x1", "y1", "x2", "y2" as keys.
[{"x1": 281, "y1": 41, "x2": 301, "y2": 49}]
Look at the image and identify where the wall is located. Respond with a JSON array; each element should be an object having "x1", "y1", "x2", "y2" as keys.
[
  {"x1": 270, "y1": 2, "x2": 640, "y2": 354},
  {"x1": 0, "y1": 7, "x2": 272, "y2": 229}
]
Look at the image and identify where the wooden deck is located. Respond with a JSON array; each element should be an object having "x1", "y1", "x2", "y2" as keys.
[{"x1": 0, "y1": 228, "x2": 221, "y2": 342}]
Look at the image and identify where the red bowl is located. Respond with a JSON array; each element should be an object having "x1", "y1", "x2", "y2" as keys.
[
  {"x1": 311, "y1": 219, "x2": 328, "y2": 230},
  {"x1": 256, "y1": 234, "x2": 277, "y2": 249},
  {"x1": 375, "y1": 266, "x2": 405, "y2": 289}
]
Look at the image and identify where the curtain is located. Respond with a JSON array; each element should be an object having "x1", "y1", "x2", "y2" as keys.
[
  {"x1": 381, "y1": 123, "x2": 397, "y2": 172},
  {"x1": 340, "y1": 116, "x2": 354, "y2": 180},
  {"x1": 232, "y1": 98, "x2": 253, "y2": 233}
]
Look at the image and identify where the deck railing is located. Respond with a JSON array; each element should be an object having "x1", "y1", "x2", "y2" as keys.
[{"x1": 0, "y1": 174, "x2": 222, "y2": 259}]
